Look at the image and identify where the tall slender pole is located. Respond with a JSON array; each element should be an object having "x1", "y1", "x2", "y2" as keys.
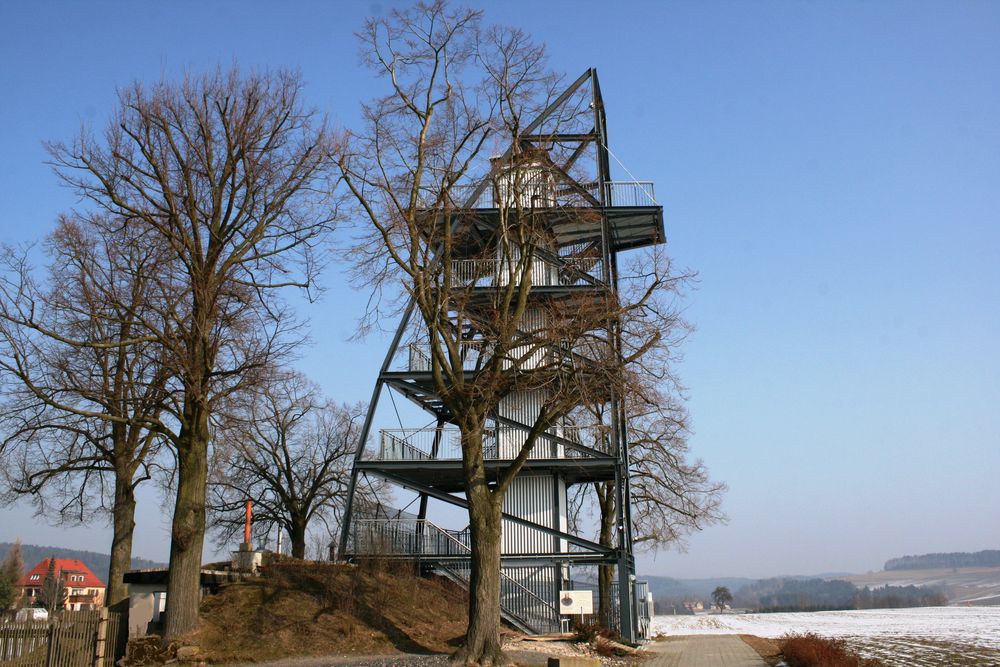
[{"x1": 243, "y1": 500, "x2": 252, "y2": 547}]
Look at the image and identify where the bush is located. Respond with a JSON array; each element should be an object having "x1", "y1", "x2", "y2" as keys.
[
  {"x1": 781, "y1": 633, "x2": 885, "y2": 667},
  {"x1": 572, "y1": 619, "x2": 617, "y2": 643}
]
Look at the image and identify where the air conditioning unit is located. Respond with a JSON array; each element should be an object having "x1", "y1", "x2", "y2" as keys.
[{"x1": 558, "y1": 589, "x2": 593, "y2": 616}]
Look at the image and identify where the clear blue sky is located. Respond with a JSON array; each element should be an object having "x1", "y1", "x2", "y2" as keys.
[{"x1": 1, "y1": 0, "x2": 997, "y2": 579}]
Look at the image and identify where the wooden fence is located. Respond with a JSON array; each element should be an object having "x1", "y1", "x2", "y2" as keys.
[{"x1": 0, "y1": 610, "x2": 126, "y2": 667}]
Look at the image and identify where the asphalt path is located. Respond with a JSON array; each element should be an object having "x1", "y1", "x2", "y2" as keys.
[{"x1": 644, "y1": 635, "x2": 769, "y2": 667}]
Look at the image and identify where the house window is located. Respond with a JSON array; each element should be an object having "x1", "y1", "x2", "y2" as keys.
[{"x1": 30, "y1": 574, "x2": 40, "y2": 581}]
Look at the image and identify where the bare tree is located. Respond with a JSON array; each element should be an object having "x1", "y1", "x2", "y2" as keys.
[
  {"x1": 628, "y1": 390, "x2": 726, "y2": 551},
  {"x1": 209, "y1": 371, "x2": 365, "y2": 559},
  {"x1": 45, "y1": 68, "x2": 338, "y2": 638},
  {"x1": 339, "y1": 4, "x2": 679, "y2": 662},
  {"x1": 569, "y1": 376, "x2": 727, "y2": 626},
  {"x1": 0, "y1": 216, "x2": 172, "y2": 608}
]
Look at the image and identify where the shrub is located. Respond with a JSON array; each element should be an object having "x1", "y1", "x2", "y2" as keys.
[
  {"x1": 781, "y1": 633, "x2": 885, "y2": 667},
  {"x1": 572, "y1": 619, "x2": 618, "y2": 643}
]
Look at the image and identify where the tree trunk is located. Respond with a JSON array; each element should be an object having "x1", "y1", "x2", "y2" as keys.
[
  {"x1": 596, "y1": 481, "x2": 615, "y2": 628},
  {"x1": 453, "y1": 484, "x2": 506, "y2": 667},
  {"x1": 451, "y1": 426, "x2": 510, "y2": 667},
  {"x1": 290, "y1": 518, "x2": 307, "y2": 560},
  {"x1": 598, "y1": 563, "x2": 613, "y2": 629},
  {"x1": 106, "y1": 469, "x2": 137, "y2": 608},
  {"x1": 163, "y1": 398, "x2": 210, "y2": 640}
]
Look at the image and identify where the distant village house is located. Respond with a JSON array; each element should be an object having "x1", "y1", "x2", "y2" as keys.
[{"x1": 17, "y1": 558, "x2": 106, "y2": 610}]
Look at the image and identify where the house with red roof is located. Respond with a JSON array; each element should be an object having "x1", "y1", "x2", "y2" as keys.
[{"x1": 17, "y1": 558, "x2": 106, "y2": 611}]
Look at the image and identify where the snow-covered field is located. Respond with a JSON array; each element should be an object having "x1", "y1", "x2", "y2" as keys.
[{"x1": 651, "y1": 606, "x2": 1000, "y2": 666}]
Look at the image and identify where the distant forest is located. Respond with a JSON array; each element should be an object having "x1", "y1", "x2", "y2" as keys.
[
  {"x1": 0, "y1": 542, "x2": 165, "y2": 584},
  {"x1": 885, "y1": 550, "x2": 1000, "y2": 571},
  {"x1": 734, "y1": 578, "x2": 947, "y2": 613}
]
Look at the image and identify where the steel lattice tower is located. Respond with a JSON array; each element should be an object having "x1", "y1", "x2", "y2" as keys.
[{"x1": 337, "y1": 69, "x2": 664, "y2": 642}]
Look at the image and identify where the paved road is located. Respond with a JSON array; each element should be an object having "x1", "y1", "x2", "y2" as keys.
[{"x1": 645, "y1": 635, "x2": 769, "y2": 667}]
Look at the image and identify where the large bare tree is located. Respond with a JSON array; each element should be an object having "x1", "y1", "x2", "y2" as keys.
[
  {"x1": 569, "y1": 376, "x2": 727, "y2": 626},
  {"x1": 208, "y1": 371, "x2": 365, "y2": 559},
  {"x1": 45, "y1": 68, "x2": 337, "y2": 638},
  {"x1": 0, "y1": 216, "x2": 172, "y2": 608},
  {"x1": 339, "y1": 4, "x2": 681, "y2": 663}
]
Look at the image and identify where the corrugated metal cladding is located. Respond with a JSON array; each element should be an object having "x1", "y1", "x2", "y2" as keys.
[
  {"x1": 496, "y1": 245, "x2": 562, "y2": 288},
  {"x1": 502, "y1": 307, "x2": 548, "y2": 372},
  {"x1": 520, "y1": 307, "x2": 546, "y2": 334},
  {"x1": 499, "y1": 390, "x2": 556, "y2": 459},
  {"x1": 502, "y1": 475, "x2": 557, "y2": 553}
]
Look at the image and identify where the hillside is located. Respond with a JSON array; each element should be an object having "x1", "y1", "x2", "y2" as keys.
[
  {"x1": 641, "y1": 575, "x2": 755, "y2": 601},
  {"x1": 884, "y1": 549, "x2": 1000, "y2": 571},
  {"x1": 844, "y1": 566, "x2": 1000, "y2": 606},
  {"x1": 195, "y1": 560, "x2": 471, "y2": 661},
  {"x1": 0, "y1": 542, "x2": 165, "y2": 583}
]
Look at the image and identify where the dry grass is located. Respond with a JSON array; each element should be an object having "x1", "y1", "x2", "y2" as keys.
[
  {"x1": 195, "y1": 559, "x2": 470, "y2": 663},
  {"x1": 780, "y1": 633, "x2": 885, "y2": 667}
]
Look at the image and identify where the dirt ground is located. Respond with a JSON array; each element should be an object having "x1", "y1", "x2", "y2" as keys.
[
  {"x1": 738, "y1": 635, "x2": 783, "y2": 665},
  {"x1": 195, "y1": 561, "x2": 470, "y2": 663},
  {"x1": 191, "y1": 561, "x2": 639, "y2": 666}
]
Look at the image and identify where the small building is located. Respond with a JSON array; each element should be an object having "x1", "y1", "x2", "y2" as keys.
[
  {"x1": 18, "y1": 558, "x2": 106, "y2": 610},
  {"x1": 123, "y1": 568, "x2": 245, "y2": 638}
]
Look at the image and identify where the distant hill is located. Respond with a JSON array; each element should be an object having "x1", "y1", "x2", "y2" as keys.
[
  {"x1": 0, "y1": 542, "x2": 165, "y2": 584},
  {"x1": 846, "y1": 566, "x2": 1000, "y2": 606},
  {"x1": 885, "y1": 550, "x2": 1000, "y2": 571},
  {"x1": 640, "y1": 574, "x2": 756, "y2": 600}
]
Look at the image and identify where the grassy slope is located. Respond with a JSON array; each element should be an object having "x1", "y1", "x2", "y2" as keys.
[{"x1": 195, "y1": 560, "x2": 470, "y2": 663}]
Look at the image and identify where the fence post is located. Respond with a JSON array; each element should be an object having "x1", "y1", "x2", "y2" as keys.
[
  {"x1": 93, "y1": 608, "x2": 108, "y2": 667},
  {"x1": 44, "y1": 617, "x2": 57, "y2": 667}
]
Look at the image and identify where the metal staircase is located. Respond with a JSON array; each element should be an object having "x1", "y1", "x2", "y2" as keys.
[
  {"x1": 339, "y1": 68, "x2": 666, "y2": 643},
  {"x1": 348, "y1": 515, "x2": 560, "y2": 633}
]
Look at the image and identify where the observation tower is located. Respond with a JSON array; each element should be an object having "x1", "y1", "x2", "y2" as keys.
[{"x1": 338, "y1": 69, "x2": 663, "y2": 642}]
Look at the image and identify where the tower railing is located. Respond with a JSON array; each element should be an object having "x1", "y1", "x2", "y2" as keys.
[
  {"x1": 602, "y1": 181, "x2": 657, "y2": 207},
  {"x1": 400, "y1": 339, "x2": 608, "y2": 374},
  {"x1": 345, "y1": 517, "x2": 561, "y2": 634},
  {"x1": 450, "y1": 256, "x2": 602, "y2": 288},
  {"x1": 373, "y1": 425, "x2": 612, "y2": 462},
  {"x1": 436, "y1": 561, "x2": 562, "y2": 634},
  {"x1": 406, "y1": 341, "x2": 488, "y2": 372},
  {"x1": 347, "y1": 517, "x2": 470, "y2": 556},
  {"x1": 438, "y1": 180, "x2": 657, "y2": 210}
]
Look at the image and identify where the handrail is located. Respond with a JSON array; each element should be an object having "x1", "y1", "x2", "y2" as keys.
[
  {"x1": 380, "y1": 430, "x2": 433, "y2": 461},
  {"x1": 349, "y1": 517, "x2": 470, "y2": 556},
  {"x1": 498, "y1": 569, "x2": 560, "y2": 628},
  {"x1": 373, "y1": 425, "x2": 612, "y2": 462},
  {"x1": 348, "y1": 517, "x2": 562, "y2": 633},
  {"x1": 438, "y1": 180, "x2": 657, "y2": 210},
  {"x1": 434, "y1": 560, "x2": 560, "y2": 634},
  {"x1": 451, "y1": 256, "x2": 602, "y2": 288},
  {"x1": 405, "y1": 341, "x2": 488, "y2": 372}
]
